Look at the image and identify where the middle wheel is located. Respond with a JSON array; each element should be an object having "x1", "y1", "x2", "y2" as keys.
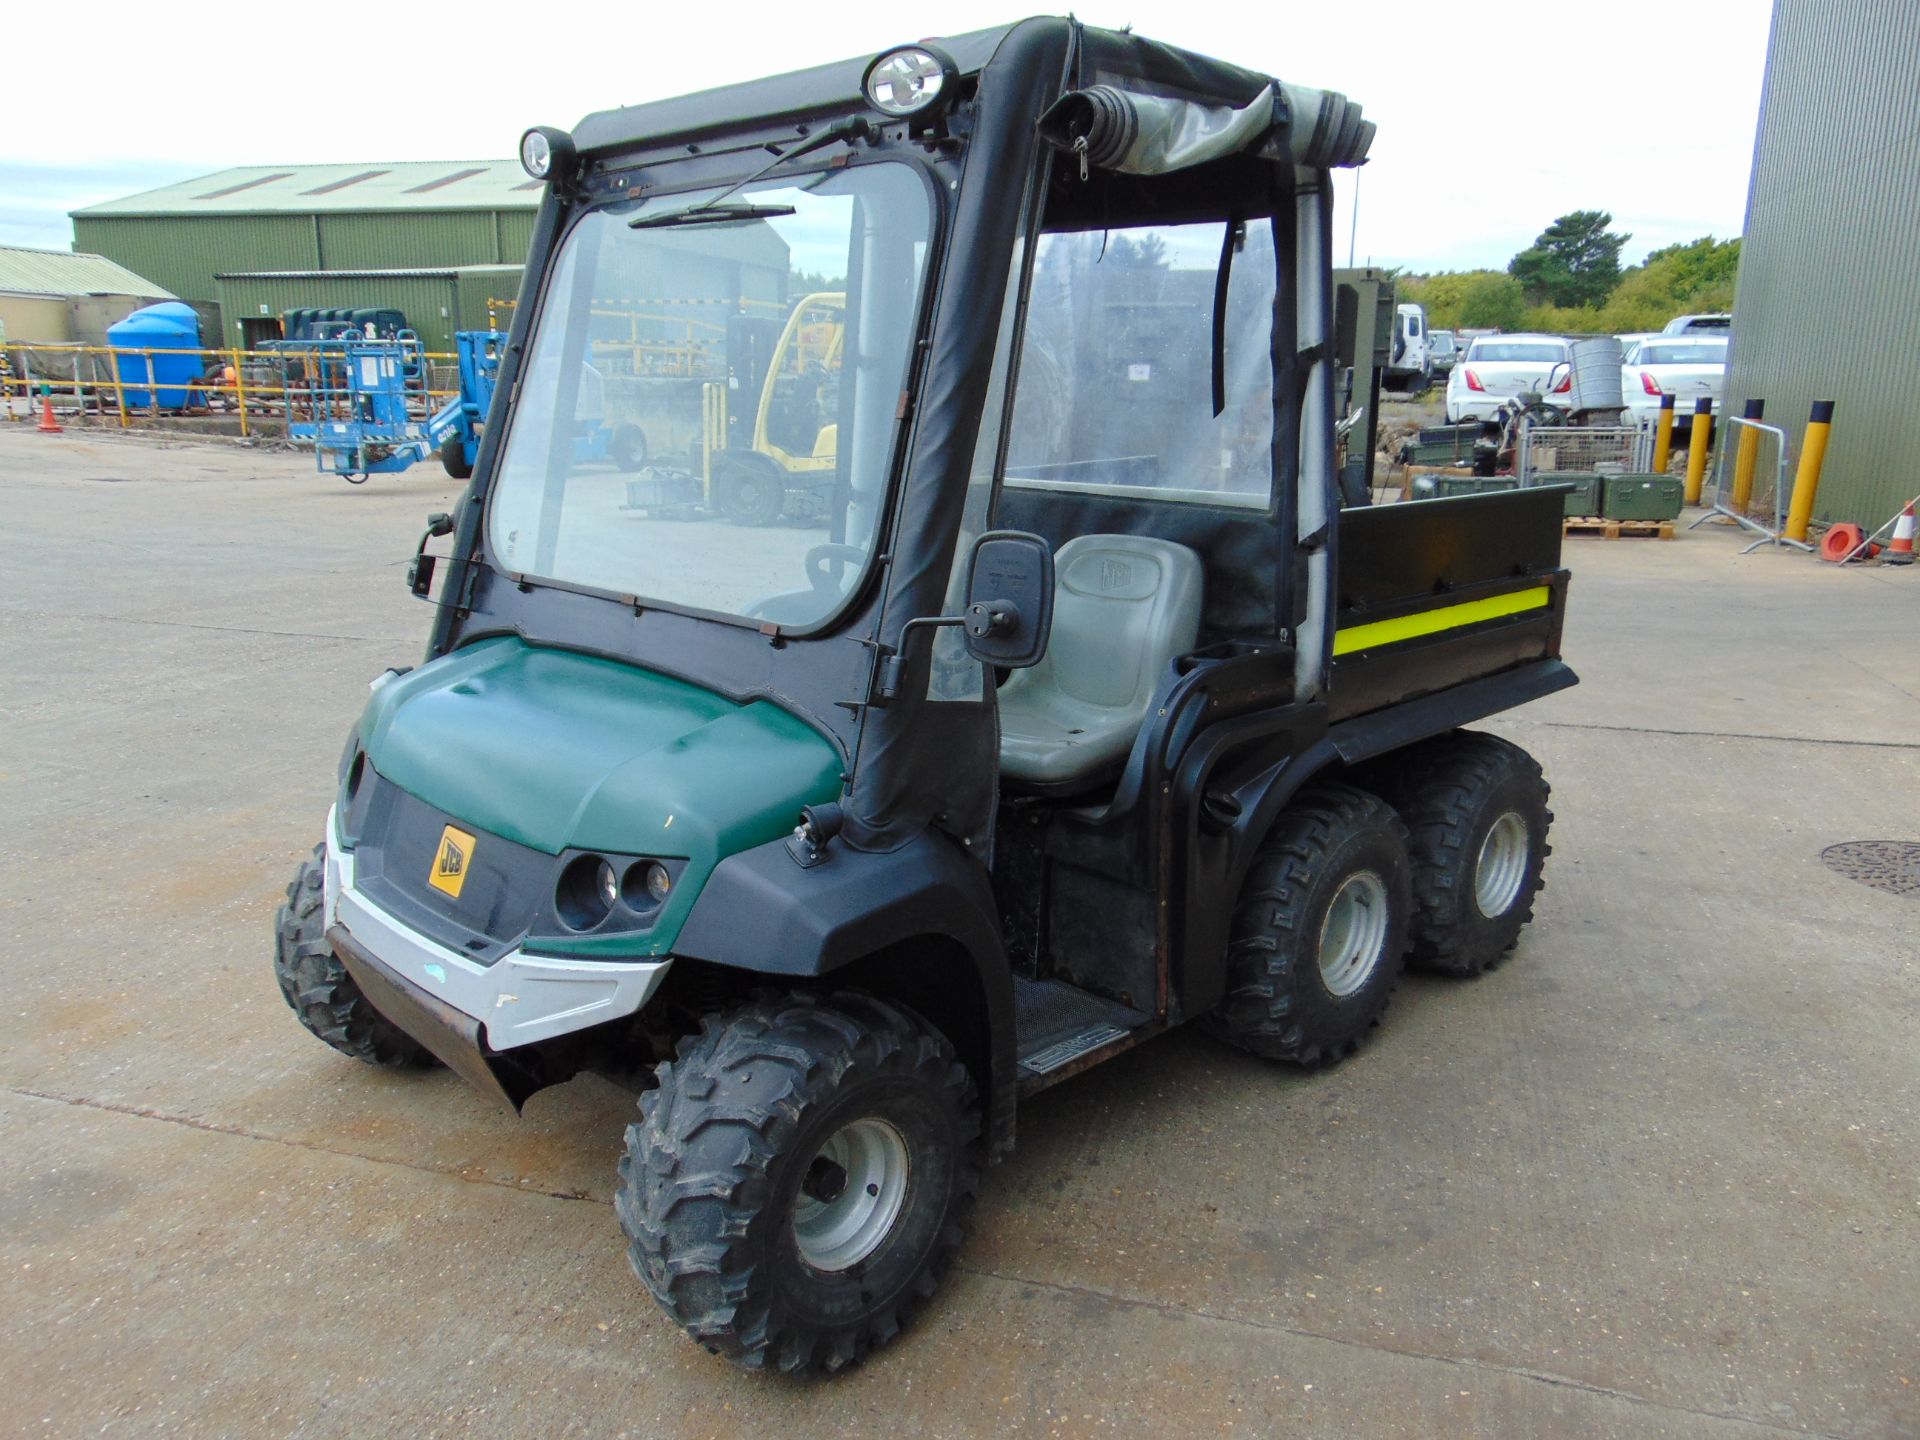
[{"x1": 1204, "y1": 783, "x2": 1412, "y2": 1067}]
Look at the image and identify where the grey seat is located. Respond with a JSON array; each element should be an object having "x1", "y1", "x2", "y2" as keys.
[{"x1": 997, "y1": 534, "x2": 1204, "y2": 786}]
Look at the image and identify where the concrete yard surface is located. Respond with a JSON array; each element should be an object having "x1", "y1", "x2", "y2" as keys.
[{"x1": 1, "y1": 426, "x2": 1915, "y2": 1439}]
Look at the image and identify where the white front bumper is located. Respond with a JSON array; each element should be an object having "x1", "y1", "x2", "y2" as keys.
[{"x1": 323, "y1": 807, "x2": 672, "y2": 1051}]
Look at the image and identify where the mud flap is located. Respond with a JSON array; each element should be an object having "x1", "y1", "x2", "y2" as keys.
[{"x1": 330, "y1": 924, "x2": 540, "y2": 1111}]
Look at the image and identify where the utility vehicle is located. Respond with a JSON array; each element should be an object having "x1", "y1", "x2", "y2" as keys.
[{"x1": 275, "y1": 19, "x2": 1575, "y2": 1375}]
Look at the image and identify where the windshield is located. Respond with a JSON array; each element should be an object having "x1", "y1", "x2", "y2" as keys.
[
  {"x1": 1468, "y1": 341, "x2": 1567, "y2": 363},
  {"x1": 1636, "y1": 340, "x2": 1727, "y2": 366},
  {"x1": 487, "y1": 162, "x2": 930, "y2": 628}
]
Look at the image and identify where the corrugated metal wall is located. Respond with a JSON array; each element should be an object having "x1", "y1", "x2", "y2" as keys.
[
  {"x1": 75, "y1": 215, "x2": 318, "y2": 302},
  {"x1": 73, "y1": 209, "x2": 534, "y2": 313},
  {"x1": 1728, "y1": 0, "x2": 1920, "y2": 526},
  {"x1": 317, "y1": 213, "x2": 499, "y2": 271}
]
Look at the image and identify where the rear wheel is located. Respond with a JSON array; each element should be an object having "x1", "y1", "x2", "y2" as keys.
[
  {"x1": 1364, "y1": 732, "x2": 1552, "y2": 976},
  {"x1": 616, "y1": 992, "x2": 979, "y2": 1374},
  {"x1": 273, "y1": 843, "x2": 436, "y2": 1069},
  {"x1": 1204, "y1": 785, "x2": 1411, "y2": 1066},
  {"x1": 439, "y1": 434, "x2": 472, "y2": 480}
]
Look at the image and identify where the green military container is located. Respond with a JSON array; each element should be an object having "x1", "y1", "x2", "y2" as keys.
[
  {"x1": 1602, "y1": 473, "x2": 1685, "y2": 522},
  {"x1": 1411, "y1": 474, "x2": 1517, "y2": 500},
  {"x1": 1533, "y1": 472, "x2": 1602, "y2": 517}
]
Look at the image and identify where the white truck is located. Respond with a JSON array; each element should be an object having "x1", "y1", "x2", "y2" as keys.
[{"x1": 1384, "y1": 301, "x2": 1432, "y2": 391}]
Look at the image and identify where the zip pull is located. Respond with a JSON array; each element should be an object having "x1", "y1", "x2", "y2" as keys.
[{"x1": 1073, "y1": 134, "x2": 1089, "y2": 182}]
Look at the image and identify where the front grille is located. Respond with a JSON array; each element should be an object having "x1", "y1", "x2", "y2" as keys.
[{"x1": 348, "y1": 772, "x2": 551, "y2": 964}]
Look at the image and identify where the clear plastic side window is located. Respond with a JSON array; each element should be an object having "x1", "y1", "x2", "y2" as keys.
[{"x1": 1003, "y1": 219, "x2": 1277, "y2": 509}]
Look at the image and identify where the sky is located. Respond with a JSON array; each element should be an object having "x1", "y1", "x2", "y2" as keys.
[{"x1": 1, "y1": 0, "x2": 1771, "y2": 274}]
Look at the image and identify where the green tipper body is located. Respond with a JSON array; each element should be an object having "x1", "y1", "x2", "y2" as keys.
[{"x1": 354, "y1": 636, "x2": 845, "y2": 955}]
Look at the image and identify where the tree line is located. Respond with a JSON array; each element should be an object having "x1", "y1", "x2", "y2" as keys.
[{"x1": 1399, "y1": 211, "x2": 1740, "y2": 334}]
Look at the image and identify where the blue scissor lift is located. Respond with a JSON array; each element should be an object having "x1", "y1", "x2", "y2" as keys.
[{"x1": 274, "y1": 327, "x2": 647, "y2": 483}]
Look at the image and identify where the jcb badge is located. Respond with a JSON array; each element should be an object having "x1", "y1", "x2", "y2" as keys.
[{"x1": 429, "y1": 825, "x2": 476, "y2": 898}]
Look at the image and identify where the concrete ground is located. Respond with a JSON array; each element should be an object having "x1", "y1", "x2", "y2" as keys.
[{"x1": 2, "y1": 426, "x2": 1915, "y2": 1440}]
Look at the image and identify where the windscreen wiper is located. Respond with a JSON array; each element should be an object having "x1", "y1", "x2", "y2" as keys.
[
  {"x1": 628, "y1": 115, "x2": 871, "y2": 230},
  {"x1": 629, "y1": 201, "x2": 796, "y2": 230}
]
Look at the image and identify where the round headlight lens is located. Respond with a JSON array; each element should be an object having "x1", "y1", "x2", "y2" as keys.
[
  {"x1": 863, "y1": 46, "x2": 953, "y2": 117},
  {"x1": 624, "y1": 861, "x2": 672, "y2": 908},
  {"x1": 519, "y1": 128, "x2": 553, "y2": 178},
  {"x1": 555, "y1": 853, "x2": 615, "y2": 931}
]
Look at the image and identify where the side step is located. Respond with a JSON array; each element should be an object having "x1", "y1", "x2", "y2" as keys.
[{"x1": 1013, "y1": 975, "x2": 1150, "y2": 1085}]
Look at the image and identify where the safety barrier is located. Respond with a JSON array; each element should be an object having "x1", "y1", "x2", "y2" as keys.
[
  {"x1": 1689, "y1": 412, "x2": 1812, "y2": 553},
  {"x1": 2, "y1": 342, "x2": 460, "y2": 439}
]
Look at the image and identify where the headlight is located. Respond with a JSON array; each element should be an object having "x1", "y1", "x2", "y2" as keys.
[
  {"x1": 625, "y1": 861, "x2": 673, "y2": 908},
  {"x1": 862, "y1": 45, "x2": 957, "y2": 119},
  {"x1": 519, "y1": 126, "x2": 574, "y2": 181},
  {"x1": 553, "y1": 853, "x2": 682, "y2": 931},
  {"x1": 555, "y1": 854, "x2": 615, "y2": 930}
]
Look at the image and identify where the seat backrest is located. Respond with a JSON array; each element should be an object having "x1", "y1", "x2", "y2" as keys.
[{"x1": 1002, "y1": 534, "x2": 1203, "y2": 717}]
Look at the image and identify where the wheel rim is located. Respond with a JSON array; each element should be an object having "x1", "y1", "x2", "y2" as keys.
[
  {"x1": 792, "y1": 1117, "x2": 910, "y2": 1271},
  {"x1": 1475, "y1": 812, "x2": 1530, "y2": 918},
  {"x1": 1318, "y1": 870, "x2": 1390, "y2": 997}
]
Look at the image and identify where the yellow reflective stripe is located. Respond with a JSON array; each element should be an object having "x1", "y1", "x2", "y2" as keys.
[{"x1": 1332, "y1": 586, "x2": 1551, "y2": 657}]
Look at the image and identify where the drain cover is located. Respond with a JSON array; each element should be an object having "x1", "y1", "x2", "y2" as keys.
[{"x1": 1821, "y1": 841, "x2": 1920, "y2": 896}]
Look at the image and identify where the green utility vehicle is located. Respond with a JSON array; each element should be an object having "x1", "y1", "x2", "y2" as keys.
[{"x1": 275, "y1": 20, "x2": 1575, "y2": 1375}]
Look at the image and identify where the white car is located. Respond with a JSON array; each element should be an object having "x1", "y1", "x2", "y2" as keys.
[
  {"x1": 1616, "y1": 331, "x2": 1658, "y2": 363},
  {"x1": 1444, "y1": 334, "x2": 1573, "y2": 423},
  {"x1": 1622, "y1": 334, "x2": 1727, "y2": 431},
  {"x1": 1661, "y1": 313, "x2": 1731, "y2": 335}
]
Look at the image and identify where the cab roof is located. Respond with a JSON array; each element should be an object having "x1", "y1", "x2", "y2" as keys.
[{"x1": 572, "y1": 18, "x2": 1369, "y2": 167}]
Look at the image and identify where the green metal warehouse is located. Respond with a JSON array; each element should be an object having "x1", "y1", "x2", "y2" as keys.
[
  {"x1": 70, "y1": 162, "x2": 538, "y2": 352},
  {"x1": 1727, "y1": 0, "x2": 1920, "y2": 527}
]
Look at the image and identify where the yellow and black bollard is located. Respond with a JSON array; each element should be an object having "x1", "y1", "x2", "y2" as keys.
[
  {"x1": 1651, "y1": 393, "x2": 1676, "y2": 473},
  {"x1": 1683, "y1": 397, "x2": 1714, "y2": 505},
  {"x1": 1729, "y1": 397, "x2": 1764, "y2": 513},
  {"x1": 1784, "y1": 399, "x2": 1836, "y2": 543}
]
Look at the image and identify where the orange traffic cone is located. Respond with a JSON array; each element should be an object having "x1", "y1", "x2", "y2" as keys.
[
  {"x1": 1884, "y1": 503, "x2": 1916, "y2": 565},
  {"x1": 36, "y1": 394, "x2": 61, "y2": 434}
]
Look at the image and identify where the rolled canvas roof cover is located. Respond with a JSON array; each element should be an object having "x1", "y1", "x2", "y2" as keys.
[{"x1": 1038, "y1": 80, "x2": 1373, "y2": 176}]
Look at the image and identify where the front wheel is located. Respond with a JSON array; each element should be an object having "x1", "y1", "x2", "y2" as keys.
[
  {"x1": 1203, "y1": 785, "x2": 1411, "y2": 1066},
  {"x1": 616, "y1": 992, "x2": 980, "y2": 1374},
  {"x1": 713, "y1": 453, "x2": 788, "y2": 526},
  {"x1": 273, "y1": 843, "x2": 436, "y2": 1069},
  {"x1": 609, "y1": 422, "x2": 648, "y2": 473}
]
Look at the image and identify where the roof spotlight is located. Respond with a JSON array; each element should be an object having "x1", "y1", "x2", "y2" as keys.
[
  {"x1": 862, "y1": 45, "x2": 958, "y2": 120},
  {"x1": 519, "y1": 126, "x2": 575, "y2": 182}
]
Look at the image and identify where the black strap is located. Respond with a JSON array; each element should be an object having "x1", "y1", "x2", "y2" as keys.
[{"x1": 1211, "y1": 221, "x2": 1243, "y2": 417}]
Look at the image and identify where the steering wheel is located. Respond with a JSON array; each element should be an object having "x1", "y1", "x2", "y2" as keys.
[{"x1": 805, "y1": 543, "x2": 867, "y2": 592}]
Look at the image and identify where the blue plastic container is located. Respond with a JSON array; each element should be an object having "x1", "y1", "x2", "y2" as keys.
[{"x1": 109, "y1": 302, "x2": 203, "y2": 409}]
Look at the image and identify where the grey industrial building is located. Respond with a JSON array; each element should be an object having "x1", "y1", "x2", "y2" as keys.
[
  {"x1": 70, "y1": 162, "x2": 539, "y2": 352},
  {"x1": 1727, "y1": 0, "x2": 1920, "y2": 527}
]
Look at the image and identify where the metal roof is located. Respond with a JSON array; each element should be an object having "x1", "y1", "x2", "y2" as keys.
[
  {"x1": 71, "y1": 162, "x2": 541, "y2": 218},
  {"x1": 0, "y1": 244, "x2": 173, "y2": 299}
]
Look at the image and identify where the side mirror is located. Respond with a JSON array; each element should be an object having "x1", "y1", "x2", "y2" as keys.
[
  {"x1": 962, "y1": 530, "x2": 1054, "y2": 669},
  {"x1": 407, "y1": 511, "x2": 455, "y2": 597}
]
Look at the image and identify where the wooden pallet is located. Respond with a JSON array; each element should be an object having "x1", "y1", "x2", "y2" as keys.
[{"x1": 1563, "y1": 515, "x2": 1677, "y2": 540}]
